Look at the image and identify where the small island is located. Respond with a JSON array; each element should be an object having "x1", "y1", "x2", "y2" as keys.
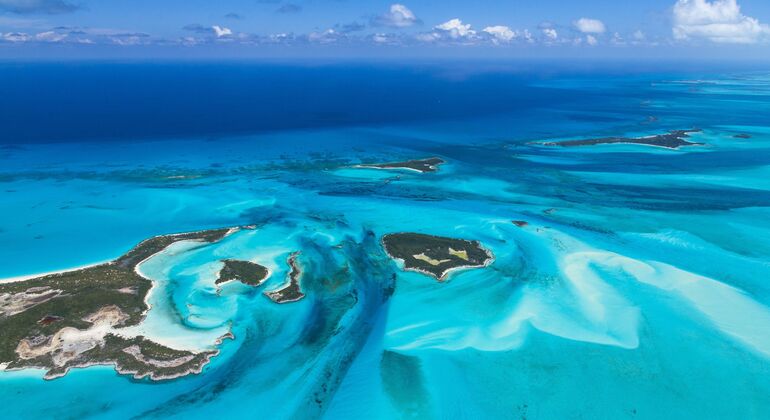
[
  {"x1": 355, "y1": 157, "x2": 445, "y2": 173},
  {"x1": 264, "y1": 252, "x2": 305, "y2": 303},
  {"x1": 216, "y1": 259, "x2": 270, "y2": 287},
  {"x1": 733, "y1": 133, "x2": 752, "y2": 139},
  {"x1": 381, "y1": 233, "x2": 494, "y2": 281},
  {"x1": 540, "y1": 129, "x2": 703, "y2": 149},
  {"x1": 0, "y1": 227, "x2": 237, "y2": 380}
]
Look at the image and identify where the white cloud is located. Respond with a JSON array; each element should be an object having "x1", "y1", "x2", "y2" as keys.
[
  {"x1": 373, "y1": 4, "x2": 418, "y2": 28},
  {"x1": 673, "y1": 0, "x2": 770, "y2": 43},
  {"x1": 416, "y1": 18, "x2": 481, "y2": 44},
  {"x1": 264, "y1": 32, "x2": 295, "y2": 44},
  {"x1": 180, "y1": 36, "x2": 200, "y2": 46},
  {"x1": 0, "y1": 29, "x2": 69, "y2": 42},
  {"x1": 575, "y1": 18, "x2": 606, "y2": 34},
  {"x1": 1, "y1": 31, "x2": 31, "y2": 42},
  {"x1": 542, "y1": 28, "x2": 558, "y2": 40},
  {"x1": 435, "y1": 18, "x2": 475, "y2": 39},
  {"x1": 522, "y1": 29, "x2": 534, "y2": 43},
  {"x1": 414, "y1": 32, "x2": 439, "y2": 42},
  {"x1": 34, "y1": 30, "x2": 66, "y2": 42},
  {"x1": 371, "y1": 33, "x2": 394, "y2": 44},
  {"x1": 308, "y1": 28, "x2": 339, "y2": 43},
  {"x1": 586, "y1": 34, "x2": 598, "y2": 45},
  {"x1": 633, "y1": 30, "x2": 646, "y2": 40},
  {"x1": 483, "y1": 25, "x2": 516, "y2": 43},
  {"x1": 212, "y1": 25, "x2": 232, "y2": 38},
  {"x1": 109, "y1": 35, "x2": 144, "y2": 46}
]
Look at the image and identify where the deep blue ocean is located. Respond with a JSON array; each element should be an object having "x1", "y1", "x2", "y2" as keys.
[{"x1": 1, "y1": 62, "x2": 770, "y2": 419}]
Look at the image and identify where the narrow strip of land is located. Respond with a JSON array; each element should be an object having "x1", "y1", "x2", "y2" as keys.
[
  {"x1": 355, "y1": 157, "x2": 445, "y2": 173},
  {"x1": 539, "y1": 129, "x2": 703, "y2": 149}
]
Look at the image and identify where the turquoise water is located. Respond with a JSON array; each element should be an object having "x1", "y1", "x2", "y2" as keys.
[{"x1": 2, "y1": 68, "x2": 770, "y2": 418}]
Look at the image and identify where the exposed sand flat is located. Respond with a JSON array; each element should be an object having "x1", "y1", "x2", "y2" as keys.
[
  {"x1": 413, "y1": 253, "x2": 451, "y2": 266},
  {"x1": 123, "y1": 345, "x2": 195, "y2": 368},
  {"x1": 84, "y1": 305, "x2": 130, "y2": 325},
  {"x1": 0, "y1": 287, "x2": 64, "y2": 317},
  {"x1": 448, "y1": 247, "x2": 469, "y2": 261},
  {"x1": 16, "y1": 305, "x2": 129, "y2": 367}
]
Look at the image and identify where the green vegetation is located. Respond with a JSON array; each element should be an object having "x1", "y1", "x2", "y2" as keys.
[
  {"x1": 381, "y1": 233, "x2": 493, "y2": 280},
  {"x1": 116, "y1": 228, "x2": 231, "y2": 269},
  {"x1": 0, "y1": 227, "x2": 233, "y2": 380},
  {"x1": 216, "y1": 259, "x2": 270, "y2": 286},
  {"x1": 358, "y1": 157, "x2": 445, "y2": 173},
  {"x1": 264, "y1": 252, "x2": 305, "y2": 303},
  {"x1": 542, "y1": 129, "x2": 703, "y2": 149}
]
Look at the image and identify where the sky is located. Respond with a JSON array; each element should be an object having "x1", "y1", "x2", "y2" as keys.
[{"x1": 1, "y1": 0, "x2": 770, "y2": 59}]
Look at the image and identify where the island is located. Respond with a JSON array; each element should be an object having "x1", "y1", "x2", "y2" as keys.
[
  {"x1": 381, "y1": 233, "x2": 494, "y2": 281},
  {"x1": 355, "y1": 157, "x2": 445, "y2": 173},
  {"x1": 539, "y1": 129, "x2": 703, "y2": 149},
  {"x1": 216, "y1": 259, "x2": 270, "y2": 287},
  {"x1": 0, "y1": 227, "x2": 237, "y2": 380},
  {"x1": 734, "y1": 133, "x2": 752, "y2": 139},
  {"x1": 264, "y1": 252, "x2": 305, "y2": 303}
]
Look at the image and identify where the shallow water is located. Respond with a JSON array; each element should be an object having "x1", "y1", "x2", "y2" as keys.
[{"x1": 1, "y1": 65, "x2": 770, "y2": 419}]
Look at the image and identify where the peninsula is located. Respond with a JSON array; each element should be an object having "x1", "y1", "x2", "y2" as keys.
[
  {"x1": 381, "y1": 233, "x2": 494, "y2": 281},
  {"x1": 540, "y1": 129, "x2": 703, "y2": 149},
  {"x1": 0, "y1": 227, "x2": 236, "y2": 380},
  {"x1": 355, "y1": 157, "x2": 445, "y2": 173}
]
